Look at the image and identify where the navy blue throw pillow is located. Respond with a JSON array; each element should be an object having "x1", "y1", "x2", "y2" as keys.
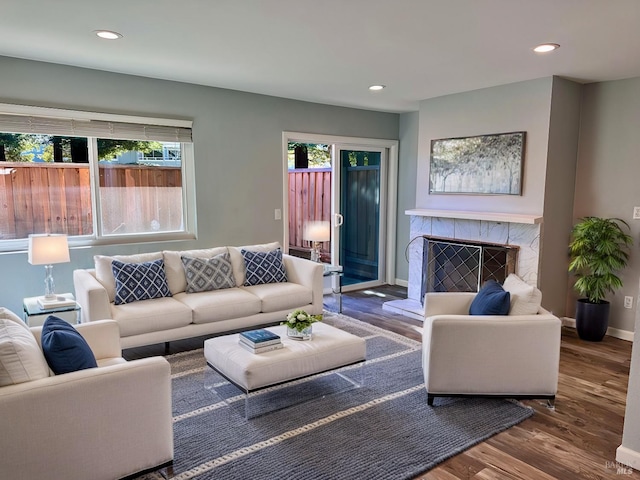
[
  {"x1": 112, "y1": 258, "x2": 172, "y2": 305},
  {"x1": 241, "y1": 249, "x2": 287, "y2": 286},
  {"x1": 41, "y1": 316, "x2": 97, "y2": 375},
  {"x1": 469, "y1": 280, "x2": 511, "y2": 316}
]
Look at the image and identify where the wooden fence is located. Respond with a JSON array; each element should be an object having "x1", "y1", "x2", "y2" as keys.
[
  {"x1": 288, "y1": 168, "x2": 331, "y2": 256},
  {"x1": 0, "y1": 162, "x2": 182, "y2": 239}
]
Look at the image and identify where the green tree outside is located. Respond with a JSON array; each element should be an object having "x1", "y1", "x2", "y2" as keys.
[
  {"x1": 0, "y1": 132, "x2": 161, "y2": 163},
  {"x1": 288, "y1": 143, "x2": 330, "y2": 169}
]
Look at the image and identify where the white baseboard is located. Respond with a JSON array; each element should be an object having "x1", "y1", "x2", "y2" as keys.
[
  {"x1": 562, "y1": 317, "x2": 634, "y2": 342},
  {"x1": 617, "y1": 445, "x2": 640, "y2": 472},
  {"x1": 394, "y1": 278, "x2": 408, "y2": 287}
]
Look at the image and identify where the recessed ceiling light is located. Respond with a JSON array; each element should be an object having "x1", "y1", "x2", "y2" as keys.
[
  {"x1": 95, "y1": 30, "x2": 123, "y2": 40},
  {"x1": 369, "y1": 85, "x2": 386, "y2": 91},
  {"x1": 533, "y1": 43, "x2": 560, "y2": 53}
]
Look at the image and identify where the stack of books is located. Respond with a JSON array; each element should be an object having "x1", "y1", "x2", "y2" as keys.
[
  {"x1": 239, "y1": 329, "x2": 283, "y2": 354},
  {"x1": 37, "y1": 295, "x2": 77, "y2": 310}
]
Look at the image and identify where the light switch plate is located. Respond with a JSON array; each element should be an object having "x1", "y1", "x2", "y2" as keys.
[
  {"x1": 624, "y1": 296, "x2": 633, "y2": 309},
  {"x1": 633, "y1": 207, "x2": 640, "y2": 219}
]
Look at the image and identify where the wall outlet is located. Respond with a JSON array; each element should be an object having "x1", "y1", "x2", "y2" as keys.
[
  {"x1": 624, "y1": 296, "x2": 634, "y2": 309},
  {"x1": 633, "y1": 207, "x2": 640, "y2": 219}
]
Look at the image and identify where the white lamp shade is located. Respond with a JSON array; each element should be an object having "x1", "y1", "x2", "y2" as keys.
[
  {"x1": 28, "y1": 234, "x2": 70, "y2": 265},
  {"x1": 304, "y1": 221, "x2": 331, "y2": 242}
]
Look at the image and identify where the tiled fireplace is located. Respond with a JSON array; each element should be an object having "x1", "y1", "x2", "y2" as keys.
[
  {"x1": 421, "y1": 236, "x2": 518, "y2": 299},
  {"x1": 383, "y1": 209, "x2": 543, "y2": 320}
]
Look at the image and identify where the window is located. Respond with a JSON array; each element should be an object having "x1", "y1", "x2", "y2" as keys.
[
  {"x1": 0, "y1": 104, "x2": 195, "y2": 250},
  {"x1": 287, "y1": 143, "x2": 330, "y2": 170}
]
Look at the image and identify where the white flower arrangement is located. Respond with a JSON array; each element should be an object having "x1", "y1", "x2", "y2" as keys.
[{"x1": 283, "y1": 309, "x2": 323, "y2": 332}]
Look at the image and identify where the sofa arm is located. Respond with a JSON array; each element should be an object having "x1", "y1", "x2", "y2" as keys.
[
  {"x1": 73, "y1": 268, "x2": 112, "y2": 322},
  {"x1": 424, "y1": 292, "x2": 476, "y2": 316},
  {"x1": 283, "y1": 254, "x2": 324, "y2": 313},
  {"x1": 422, "y1": 313, "x2": 561, "y2": 395},
  {"x1": 0, "y1": 357, "x2": 173, "y2": 480},
  {"x1": 30, "y1": 319, "x2": 122, "y2": 361}
]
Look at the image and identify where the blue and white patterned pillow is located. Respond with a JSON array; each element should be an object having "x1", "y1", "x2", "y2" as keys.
[
  {"x1": 112, "y1": 259, "x2": 172, "y2": 305},
  {"x1": 241, "y1": 249, "x2": 287, "y2": 286},
  {"x1": 181, "y1": 253, "x2": 236, "y2": 293}
]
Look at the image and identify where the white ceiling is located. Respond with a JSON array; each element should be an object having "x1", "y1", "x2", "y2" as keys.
[{"x1": 2, "y1": 0, "x2": 640, "y2": 113}]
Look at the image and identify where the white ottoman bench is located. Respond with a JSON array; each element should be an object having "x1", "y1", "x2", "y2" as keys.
[{"x1": 204, "y1": 322, "x2": 366, "y2": 416}]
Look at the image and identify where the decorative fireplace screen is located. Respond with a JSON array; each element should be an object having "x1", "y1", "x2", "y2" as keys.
[{"x1": 421, "y1": 237, "x2": 518, "y2": 302}]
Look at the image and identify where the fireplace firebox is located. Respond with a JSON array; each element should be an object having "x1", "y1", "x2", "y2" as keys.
[{"x1": 421, "y1": 236, "x2": 517, "y2": 303}]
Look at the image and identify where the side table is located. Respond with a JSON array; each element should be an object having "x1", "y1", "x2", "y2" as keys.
[
  {"x1": 323, "y1": 264, "x2": 343, "y2": 313},
  {"x1": 23, "y1": 293, "x2": 81, "y2": 327}
]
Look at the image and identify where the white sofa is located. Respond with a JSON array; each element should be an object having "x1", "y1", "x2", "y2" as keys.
[
  {"x1": 422, "y1": 290, "x2": 562, "y2": 406},
  {"x1": 73, "y1": 242, "x2": 324, "y2": 349},
  {"x1": 0, "y1": 317, "x2": 173, "y2": 480}
]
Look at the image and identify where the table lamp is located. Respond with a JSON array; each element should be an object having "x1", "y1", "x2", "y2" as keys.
[
  {"x1": 28, "y1": 234, "x2": 70, "y2": 305},
  {"x1": 304, "y1": 221, "x2": 330, "y2": 263}
]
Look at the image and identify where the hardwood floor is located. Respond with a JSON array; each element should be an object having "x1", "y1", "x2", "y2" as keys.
[
  {"x1": 124, "y1": 285, "x2": 639, "y2": 479},
  {"x1": 344, "y1": 286, "x2": 639, "y2": 480}
]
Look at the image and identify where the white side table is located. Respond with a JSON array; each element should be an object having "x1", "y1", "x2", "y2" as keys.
[{"x1": 23, "y1": 293, "x2": 81, "y2": 327}]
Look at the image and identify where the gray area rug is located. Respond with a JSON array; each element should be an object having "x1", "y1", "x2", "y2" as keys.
[{"x1": 137, "y1": 313, "x2": 533, "y2": 480}]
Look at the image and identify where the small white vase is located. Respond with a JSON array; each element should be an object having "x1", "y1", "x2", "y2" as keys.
[{"x1": 287, "y1": 325, "x2": 312, "y2": 341}]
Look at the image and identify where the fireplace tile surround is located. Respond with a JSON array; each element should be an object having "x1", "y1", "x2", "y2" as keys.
[{"x1": 383, "y1": 209, "x2": 543, "y2": 320}]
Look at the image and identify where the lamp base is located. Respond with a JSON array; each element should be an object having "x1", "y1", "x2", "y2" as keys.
[{"x1": 310, "y1": 242, "x2": 322, "y2": 263}]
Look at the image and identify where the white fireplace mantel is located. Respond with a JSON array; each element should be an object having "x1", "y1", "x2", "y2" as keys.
[
  {"x1": 384, "y1": 208, "x2": 544, "y2": 320},
  {"x1": 405, "y1": 208, "x2": 543, "y2": 225}
]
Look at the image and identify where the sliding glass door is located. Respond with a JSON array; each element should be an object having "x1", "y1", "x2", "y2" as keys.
[
  {"x1": 332, "y1": 146, "x2": 386, "y2": 289},
  {"x1": 284, "y1": 133, "x2": 397, "y2": 292}
]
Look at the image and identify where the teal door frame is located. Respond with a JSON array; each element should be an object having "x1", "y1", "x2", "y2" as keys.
[{"x1": 332, "y1": 145, "x2": 387, "y2": 291}]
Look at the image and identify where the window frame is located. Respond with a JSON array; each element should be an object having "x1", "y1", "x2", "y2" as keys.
[{"x1": 0, "y1": 103, "x2": 196, "y2": 252}]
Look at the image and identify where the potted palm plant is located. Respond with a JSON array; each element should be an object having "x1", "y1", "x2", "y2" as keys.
[{"x1": 568, "y1": 216, "x2": 633, "y2": 341}]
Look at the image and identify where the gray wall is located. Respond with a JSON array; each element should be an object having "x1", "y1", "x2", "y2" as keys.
[
  {"x1": 574, "y1": 77, "x2": 640, "y2": 333},
  {"x1": 621, "y1": 281, "x2": 640, "y2": 463},
  {"x1": 540, "y1": 77, "x2": 582, "y2": 317},
  {"x1": 395, "y1": 111, "x2": 419, "y2": 282},
  {"x1": 416, "y1": 77, "x2": 553, "y2": 215},
  {"x1": 413, "y1": 76, "x2": 586, "y2": 317},
  {"x1": 0, "y1": 56, "x2": 398, "y2": 316},
  {"x1": 414, "y1": 77, "x2": 574, "y2": 312},
  {"x1": 574, "y1": 75, "x2": 640, "y2": 466}
]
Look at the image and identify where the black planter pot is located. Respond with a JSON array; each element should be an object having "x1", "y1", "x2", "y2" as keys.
[{"x1": 575, "y1": 299, "x2": 610, "y2": 341}]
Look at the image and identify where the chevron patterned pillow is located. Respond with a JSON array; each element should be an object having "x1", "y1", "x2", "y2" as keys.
[
  {"x1": 112, "y1": 259, "x2": 172, "y2": 305},
  {"x1": 241, "y1": 249, "x2": 287, "y2": 286},
  {"x1": 181, "y1": 253, "x2": 236, "y2": 293}
]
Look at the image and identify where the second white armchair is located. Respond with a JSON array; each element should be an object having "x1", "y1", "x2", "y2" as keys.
[{"x1": 422, "y1": 290, "x2": 562, "y2": 407}]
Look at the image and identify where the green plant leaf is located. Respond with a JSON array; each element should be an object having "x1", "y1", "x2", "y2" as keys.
[{"x1": 568, "y1": 217, "x2": 633, "y2": 303}]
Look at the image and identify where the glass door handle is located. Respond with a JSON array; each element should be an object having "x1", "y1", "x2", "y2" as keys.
[{"x1": 334, "y1": 213, "x2": 344, "y2": 227}]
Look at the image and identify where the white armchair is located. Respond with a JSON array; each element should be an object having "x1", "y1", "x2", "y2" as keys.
[
  {"x1": 0, "y1": 319, "x2": 174, "y2": 480},
  {"x1": 422, "y1": 292, "x2": 561, "y2": 407}
]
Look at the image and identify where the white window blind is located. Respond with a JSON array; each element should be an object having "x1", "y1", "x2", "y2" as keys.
[{"x1": 0, "y1": 114, "x2": 192, "y2": 143}]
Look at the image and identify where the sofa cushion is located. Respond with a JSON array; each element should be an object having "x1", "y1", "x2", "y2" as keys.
[
  {"x1": 181, "y1": 253, "x2": 235, "y2": 293},
  {"x1": 228, "y1": 242, "x2": 281, "y2": 287},
  {"x1": 241, "y1": 282, "x2": 313, "y2": 313},
  {"x1": 173, "y1": 289, "x2": 262, "y2": 324},
  {"x1": 112, "y1": 259, "x2": 172, "y2": 305},
  {"x1": 95, "y1": 252, "x2": 163, "y2": 302},
  {"x1": 469, "y1": 280, "x2": 511, "y2": 315},
  {"x1": 41, "y1": 316, "x2": 98, "y2": 375},
  {"x1": 0, "y1": 309, "x2": 50, "y2": 386},
  {"x1": 503, "y1": 274, "x2": 543, "y2": 315},
  {"x1": 242, "y1": 249, "x2": 287, "y2": 286},
  {"x1": 163, "y1": 247, "x2": 228, "y2": 294},
  {"x1": 110, "y1": 297, "x2": 193, "y2": 337}
]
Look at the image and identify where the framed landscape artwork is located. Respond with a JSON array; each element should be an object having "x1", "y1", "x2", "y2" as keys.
[{"x1": 429, "y1": 131, "x2": 526, "y2": 195}]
